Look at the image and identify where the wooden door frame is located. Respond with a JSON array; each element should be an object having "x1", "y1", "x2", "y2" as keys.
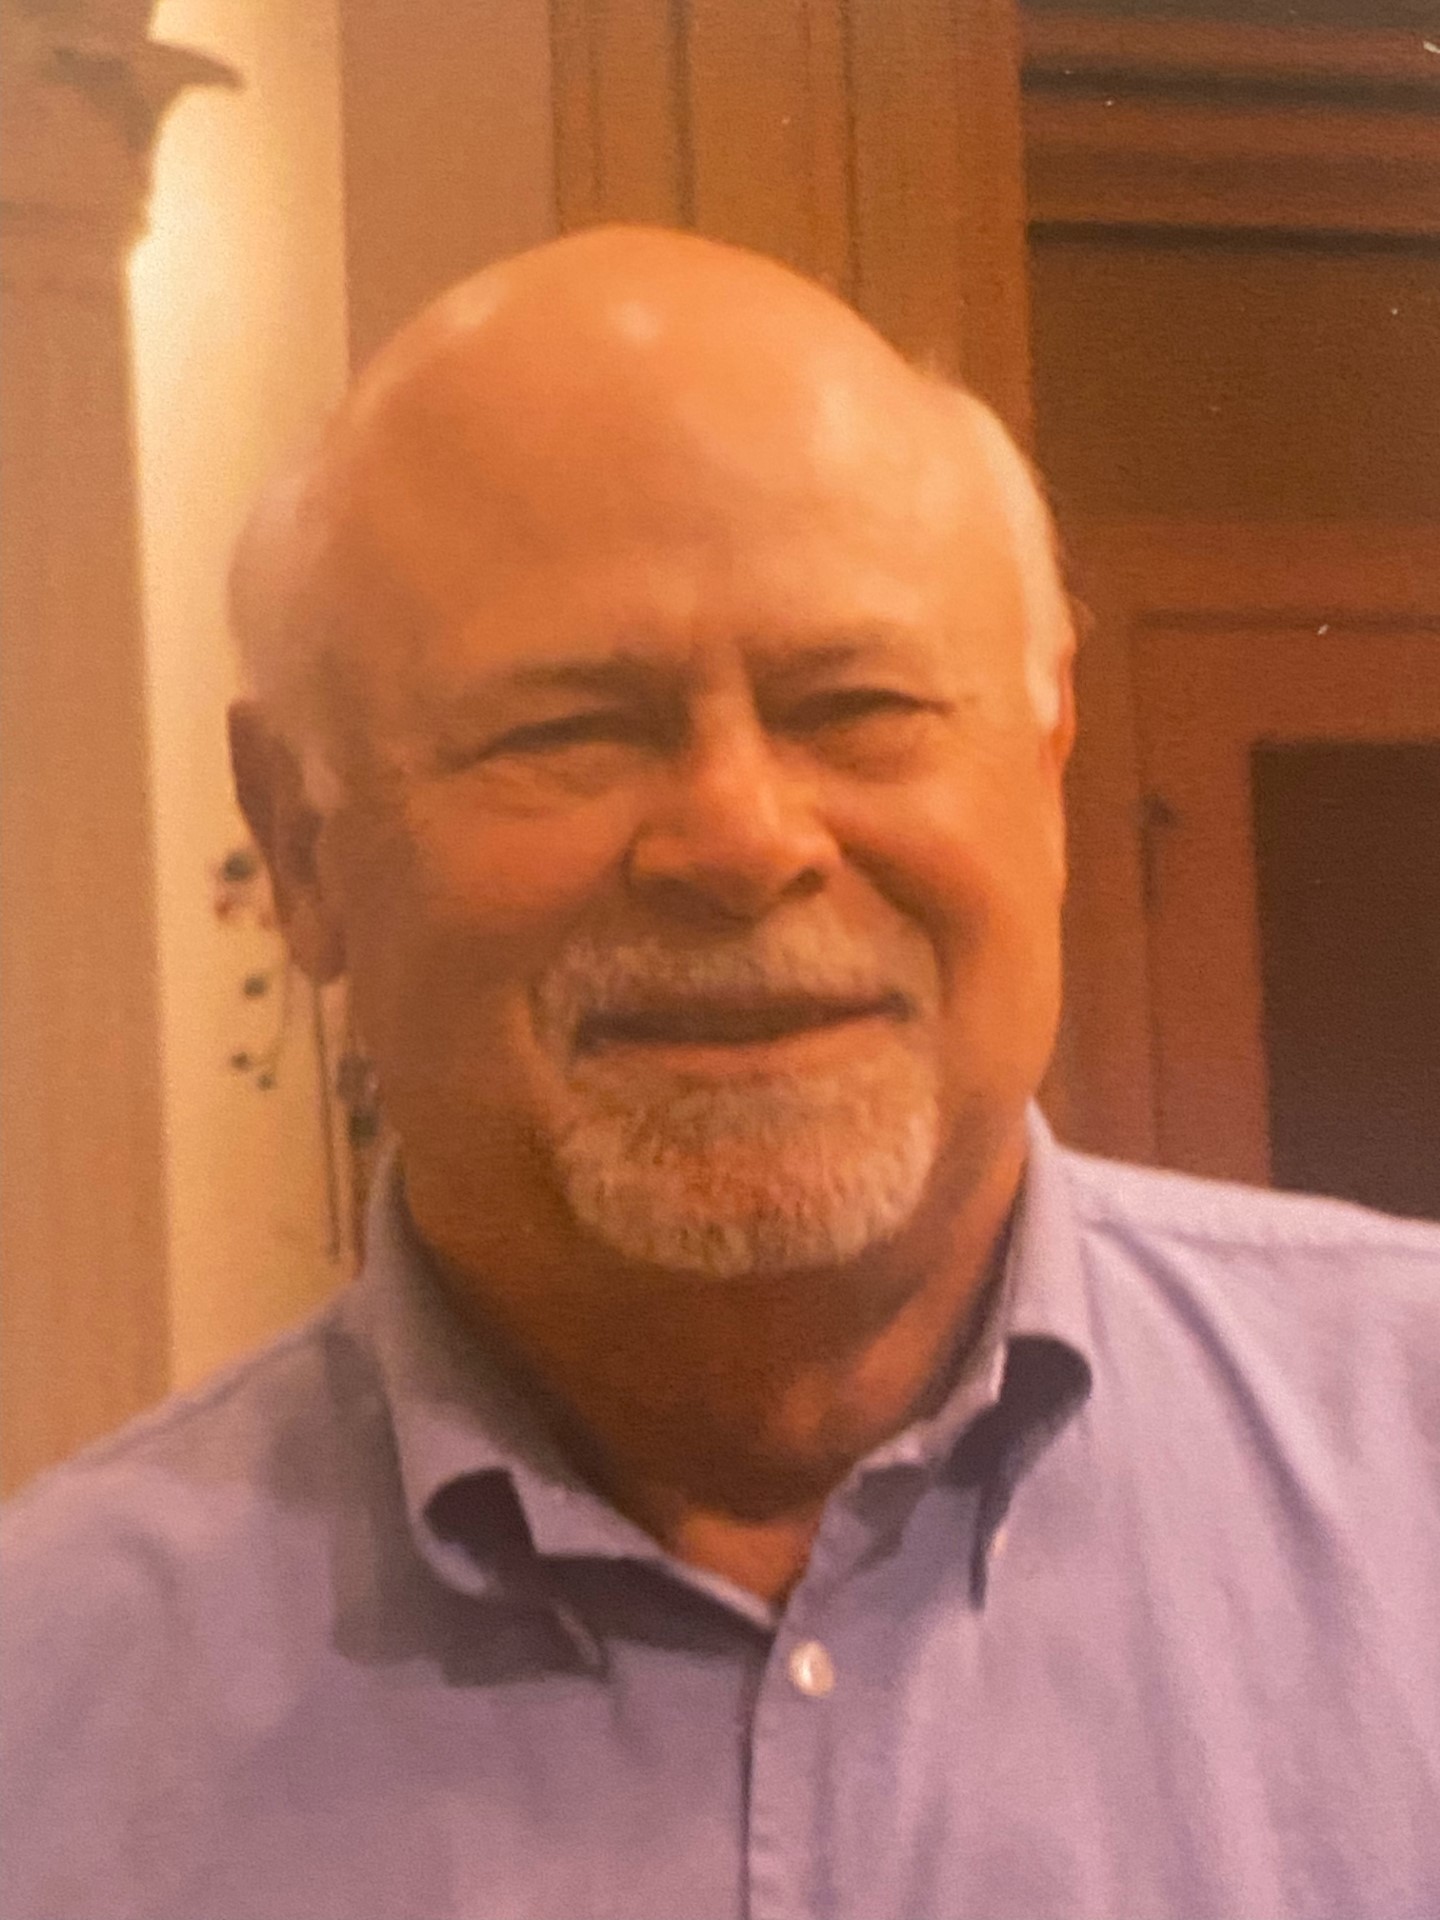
[
  {"x1": 1134, "y1": 622, "x2": 1440, "y2": 1187},
  {"x1": 1057, "y1": 516, "x2": 1440, "y2": 1166}
]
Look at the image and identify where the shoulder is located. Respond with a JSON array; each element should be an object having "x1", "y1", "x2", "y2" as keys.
[
  {"x1": 6, "y1": 1291, "x2": 376, "y2": 1531},
  {"x1": 0, "y1": 1298, "x2": 404, "y2": 1915},
  {"x1": 1, "y1": 1294, "x2": 389, "y2": 1701},
  {"x1": 1062, "y1": 1146, "x2": 1440, "y2": 1266},
  {"x1": 1055, "y1": 1146, "x2": 1440, "y2": 1444},
  {"x1": 1060, "y1": 1145, "x2": 1440, "y2": 1299}
]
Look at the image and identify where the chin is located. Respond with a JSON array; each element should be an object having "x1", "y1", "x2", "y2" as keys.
[{"x1": 544, "y1": 1056, "x2": 943, "y2": 1281}]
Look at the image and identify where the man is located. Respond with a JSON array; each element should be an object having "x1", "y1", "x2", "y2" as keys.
[{"x1": 3, "y1": 227, "x2": 1438, "y2": 1920}]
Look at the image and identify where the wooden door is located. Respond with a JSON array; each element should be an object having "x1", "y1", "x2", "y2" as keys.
[{"x1": 1062, "y1": 520, "x2": 1440, "y2": 1217}]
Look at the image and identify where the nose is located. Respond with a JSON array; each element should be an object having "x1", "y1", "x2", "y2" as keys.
[{"x1": 626, "y1": 715, "x2": 839, "y2": 925}]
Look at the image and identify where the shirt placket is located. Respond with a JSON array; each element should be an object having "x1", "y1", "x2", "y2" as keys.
[{"x1": 743, "y1": 1490, "x2": 895, "y2": 1920}]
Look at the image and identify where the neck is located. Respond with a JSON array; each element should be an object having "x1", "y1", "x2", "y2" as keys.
[{"x1": 414, "y1": 1128, "x2": 1027, "y2": 1603}]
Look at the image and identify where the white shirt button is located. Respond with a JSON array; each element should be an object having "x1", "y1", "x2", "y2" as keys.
[{"x1": 787, "y1": 1638, "x2": 836, "y2": 1698}]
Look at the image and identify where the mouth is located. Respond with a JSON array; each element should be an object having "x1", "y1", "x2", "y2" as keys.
[{"x1": 573, "y1": 991, "x2": 911, "y2": 1062}]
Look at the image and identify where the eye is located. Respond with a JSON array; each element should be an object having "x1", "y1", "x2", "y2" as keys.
[
  {"x1": 481, "y1": 711, "x2": 643, "y2": 759},
  {"x1": 785, "y1": 687, "x2": 937, "y2": 731}
]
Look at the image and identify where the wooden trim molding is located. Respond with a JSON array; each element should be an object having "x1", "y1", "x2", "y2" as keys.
[
  {"x1": 1022, "y1": 12, "x2": 1440, "y2": 238},
  {"x1": 1024, "y1": 15, "x2": 1440, "y2": 96}
]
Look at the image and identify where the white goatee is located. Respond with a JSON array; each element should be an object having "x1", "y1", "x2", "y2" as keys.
[{"x1": 532, "y1": 918, "x2": 942, "y2": 1279}]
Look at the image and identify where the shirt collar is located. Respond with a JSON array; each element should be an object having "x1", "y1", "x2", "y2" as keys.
[
  {"x1": 846, "y1": 1105, "x2": 1093, "y2": 1604},
  {"x1": 343, "y1": 1104, "x2": 1093, "y2": 1601},
  {"x1": 342, "y1": 1159, "x2": 671, "y2": 1602}
]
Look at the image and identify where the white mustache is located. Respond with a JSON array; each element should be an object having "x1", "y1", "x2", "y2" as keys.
[{"x1": 534, "y1": 918, "x2": 938, "y2": 1053}]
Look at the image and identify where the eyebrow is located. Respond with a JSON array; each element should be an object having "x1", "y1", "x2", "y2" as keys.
[
  {"x1": 425, "y1": 631, "x2": 924, "y2": 722},
  {"x1": 486, "y1": 654, "x2": 664, "y2": 698},
  {"x1": 415, "y1": 653, "x2": 661, "y2": 732},
  {"x1": 514, "y1": 633, "x2": 913, "y2": 687},
  {"x1": 750, "y1": 637, "x2": 908, "y2": 687}
]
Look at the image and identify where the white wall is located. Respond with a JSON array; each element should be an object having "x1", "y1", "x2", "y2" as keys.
[{"x1": 130, "y1": 0, "x2": 351, "y2": 1388}]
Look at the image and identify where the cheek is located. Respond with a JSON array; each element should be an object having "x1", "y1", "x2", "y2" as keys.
[
  {"x1": 333, "y1": 792, "x2": 637, "y2": 1062},
  {"x1": 830, "y1": 747, "x2": 1067, "y2": 1119},
  {"x1": 364, "y1": 787, "x2": 636, "y2": 942},
  {"x1": 838, "y1": 749, "x2": 1067, "y2": 986}
]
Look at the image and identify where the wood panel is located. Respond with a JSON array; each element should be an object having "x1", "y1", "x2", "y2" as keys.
[
  {"x1": 551, "y1": 0, "x2": 687, "y2": 231},
  {"x1": 685, "y1": 0, "x2": 849, "y2": 291},
  {"x1": 1026, "y1": 94, "x2": 1440, "y2": 239},
  {"x1": 1031, "y1": 236, "x2": 1440, "y2": 523},
  {"x1": 1022, "y1": 12, "x2": 1440, "y2": 239},
  {"x1": 1252, "y1": 742, "x2": 1439, "y2": 1220},
  {"x1": 850, "y1": 0, "x2": 1031, "y2": 430},
  {"x1": 342, "y1": 0, "x2": 559, "y2": 367},
  {"x1": 550, "y1": 0, "x2": 1033, "y2": 435},
  {"x1": 1024, "y1": 13, "x2": 1440, "y2": 92},
  {"x1": 1027, "y1": 0, "x2": 1432, "y2": 24}
]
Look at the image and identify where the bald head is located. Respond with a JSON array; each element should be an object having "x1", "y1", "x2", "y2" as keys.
[
  {"x1": 231, "y1": 225, "x2": 1071, "y2": 798},
  {"x1": 231, "y1": 226, "x2": 1077, "y2": 1287}
]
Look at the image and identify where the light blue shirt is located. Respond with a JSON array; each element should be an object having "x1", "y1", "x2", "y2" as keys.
[{"x1": 4, "y1": 1115, "x2": 1439, "y2": 1920}]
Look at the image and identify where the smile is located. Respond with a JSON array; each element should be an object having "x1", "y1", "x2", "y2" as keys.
[{"x1": 573, "y1": 992, "x2": 911, "y2": 1059}]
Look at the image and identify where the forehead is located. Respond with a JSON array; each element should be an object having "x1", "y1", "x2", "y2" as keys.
[{"x1": 325, "y1": 364, "x2": 1025, "y2": 715}]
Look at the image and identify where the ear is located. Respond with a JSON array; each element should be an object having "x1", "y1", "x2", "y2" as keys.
[
  {"x1": 1052, "y1": 649, "x2": 1077, "y2": 771},
  {"x1": 1051, "y1": 595, "x2": 1093, "y2": 774},
  {"x1": 227, "y1": 700, "x2": 346, "y2": 984}
]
